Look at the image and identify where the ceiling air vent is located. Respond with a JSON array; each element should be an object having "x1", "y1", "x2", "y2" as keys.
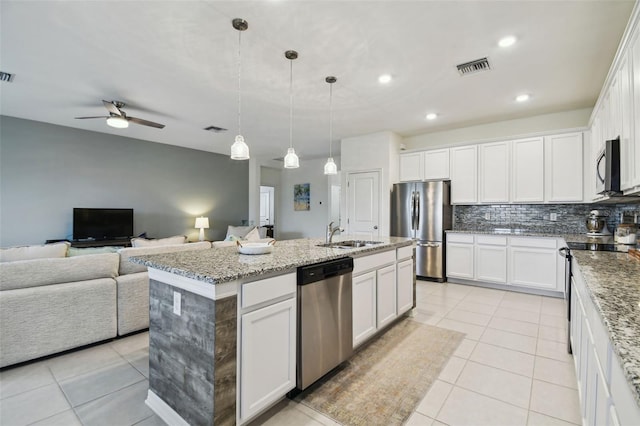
[
  {"x1": 0, "y1": 71, "x2": 15, "y2": 82},
  {"x1": 204, "y1": 125, "x2": 227, "y2": 133},
  {"x1": 456, "y1": 57, "x2": 491, "y2": 76}
]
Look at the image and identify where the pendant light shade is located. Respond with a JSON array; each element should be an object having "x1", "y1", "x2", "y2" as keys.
[
  {"x1": 324, "y1": 76, "x2": 338, "y2": 175},
  {"x1": 283, "y1": 50, "x2": 300, "y2": 169},
  {"x1": 230, "y1": 18, "x2": 249, "y2": 160}
]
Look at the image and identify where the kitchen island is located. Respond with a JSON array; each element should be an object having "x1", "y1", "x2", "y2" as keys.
[{"x1": 132, "y1": 237, "x2": 414, "y2": 426}]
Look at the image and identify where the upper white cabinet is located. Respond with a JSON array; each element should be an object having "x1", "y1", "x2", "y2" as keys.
[
  {"x1": 619, "y1": 52, "x2": 634, "y2": 192},
  {"x1": 399, "y1": 149, "x2": 450, "y2": 182},
  {"x1": 512, "y1": 137, "x2": 545, "y2": 203},
  {"x1": 450, "y1": 145, "x2": 478, "y2": 204},
  {"x1": 399, "y1": 152, "x2": 423, "y2": 181},
  {"x1": 630, "y1": 30, "x2": 640, "y2": 192},
  {"x1": 479, "y1": 141, "x2": 510, "y2": 203},
  {"x1": 544, "y1": 133, "x2": 584, "y2": 202}
]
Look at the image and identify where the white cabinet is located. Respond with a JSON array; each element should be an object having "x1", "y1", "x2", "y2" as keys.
[
  {"x1": 619, "y1": 52, "x2": 634, "y2": 192},
  {"x1": 509, "y1": 237, "x2": 558, "y2": 291},
  {"x1": 353, "y1": 270, "x2": 377, "y2": 347},
  {"x1": 376, "y1": 264, "x2": 397, "y2": 329},
  {"x1": 512, "y1": 137, "x2": 544, "y2": 203},
  {"x1": 475, "y1": 235, "x2": 507, "y2": 283},
  {"x1": 479, "y1": 142, "x2": 510, "y2": 203},
  {"x1": 424, "y1": 149, "x2": 450, "y2": 179},
  {"x1": 396, "y1": 258, "x2": 414, "y2": 315},
  {"x1": 544, "y1": 132, "x2": 584, "y2": 202},
  {"x1": 399, "y1": 149, "x2": 450, "y2": 182},
  {"x1": 446, "y1": 233, "x2": 475, "y2": 279},
  {"x1": 399, "y1": 152, "x2": 423, "y2": 182},
  {"x1": 450, "y1": 145, "x2": 477, "y2": 204},
  {"x1": 630, "y1": 30, "x2": 640, "y2": 192},
  {"x1": 239, "y1": 273, "x2": 296, "y2": 422}
]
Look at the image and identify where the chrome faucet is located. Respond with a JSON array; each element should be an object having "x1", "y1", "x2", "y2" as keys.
[{"x1": 326, "y1": 221, "x2": 342, "y2": 244}]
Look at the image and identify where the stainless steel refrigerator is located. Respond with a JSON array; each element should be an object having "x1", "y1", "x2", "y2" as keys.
[{"x1": 391, "y1": 180, "x2": 452, "y2": 281}]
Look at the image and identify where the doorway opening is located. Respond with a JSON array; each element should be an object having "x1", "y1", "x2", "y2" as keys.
[{"x1": 260, "y1": 186, "x2": 275, "y2": 237}]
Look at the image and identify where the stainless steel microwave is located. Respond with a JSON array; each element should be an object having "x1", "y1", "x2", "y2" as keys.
[{"x1": 596, "y1": 137, "x2": 621, "y2": 196}]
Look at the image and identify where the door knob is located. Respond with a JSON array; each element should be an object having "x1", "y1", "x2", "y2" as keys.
[{"x1": 373, "y1": 225, "x2": 378, "y2": 230}]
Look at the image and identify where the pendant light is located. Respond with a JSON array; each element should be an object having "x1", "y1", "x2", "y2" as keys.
[
  {"x1": 230, "y1": 18, "x2": 250, "y2": 160},
  {"x1": 283, "y1": 50, "x2": 300, "y2": 169},
  {"x1": 324, "y1": 76, "x2": 338, "y2": 175}
]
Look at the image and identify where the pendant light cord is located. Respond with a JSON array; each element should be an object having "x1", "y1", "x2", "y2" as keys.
[
  {"x1": 237, "y1": 29, "x2": 242, "y2": 135},
  {"x1": 289, "y1": 59, "x2": 293, "y2": 149},
  {"x1": 329, "y1": 81, "x2": 333, "y2": 157}
]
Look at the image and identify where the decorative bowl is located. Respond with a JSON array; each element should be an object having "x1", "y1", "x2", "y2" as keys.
[{"x1": 236, "y1": 240, "x2": 275, "y2": 255}]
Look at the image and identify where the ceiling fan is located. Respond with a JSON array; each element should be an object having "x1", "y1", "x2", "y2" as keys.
[{"x1": 75, "y1": 100, "x2": 165, "y2": 129}]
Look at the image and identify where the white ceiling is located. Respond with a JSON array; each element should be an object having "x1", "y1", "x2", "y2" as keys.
[{"x1": 0, "y1": 1, "x2": 635, "y2": 161}]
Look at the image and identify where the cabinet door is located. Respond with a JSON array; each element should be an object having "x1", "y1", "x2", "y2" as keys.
[
  {"x1": 377, "y1": 264, "x2": 397, "y2": 329},
  {"x1": 240, "y1": 297, "x2": 296, "y2": 421},
  {"x1": 353, "y1": 271, "x2": 377, "y2": 347},
  {"x1": 423, "y1": 149, "x2": 450, "y2": 179},
  {"x1": 446, "y1": 242, "x2": 475, "y2": 279},
  {"x1": 619, "y1": 53, "x2": 634, "y2": 191},
  {"x1": 479, "y1": 142, "x2": 510, "y2": 203},
  {"x1": 450, "y1": 145, "x2": 478, "y2": 204},
  {"x1": 545, "y1": 133, "x2": 584, "y2": 202},
  {"x1": 399, "y1": 152, "x2": 423, "y2": 182},
  {"x1": 397, "y1": 258, "x2": 414, "y2": 315},
  {"x1": 509, "y1": 247, "x2": 557, "y2": 290},
  {"x1": 475, "y1": 244, "x2": 507, "y2": 283},
  {"x1": 632, "y1": 31, "x2": 640, "y2": 189},
  {"x1": 512, "y1": 137, "x2": 544, "y2": 202}
]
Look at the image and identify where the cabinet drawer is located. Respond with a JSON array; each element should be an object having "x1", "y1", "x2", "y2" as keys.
[
  {"x1": 509, "y1": 236, "x2": 557, "y2": 249},
  {"x1": 353, "y1": 250, "x2": 396, "y2": 275},
  {"x1": 447, "y1": 233, "x2": 474, "y2": 244},
  {"x1": 476, "y1": 235, "x2": 507, "y2": 246},
  {"x1": 242, "y1": 272, "x2": 296, "y2": 309},
  {"x1": 396, "y1": 245, "x2": 414, "y2": 260}
]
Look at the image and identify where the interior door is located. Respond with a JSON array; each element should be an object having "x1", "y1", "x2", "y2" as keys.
[
  {"x1": 259, "y1": 186, "x2": 274, "y2": 226},
  {"x1": 347, "y1": 171, "x2": 380, "y2": 239}
]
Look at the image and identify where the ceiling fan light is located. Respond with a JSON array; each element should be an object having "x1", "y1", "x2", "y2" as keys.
[
  {"x1": 231, "y1": 134, "x2": 250, "y2": 160},
  {"x1": 324, "y1": 157, "x2": 337, "y2": 175},
  {"x1": 106, "y1": 116, "x2": 128, "y2": 128},
  {"x1": 284, "y1": 147, "x2": 300, "y2": 169}
]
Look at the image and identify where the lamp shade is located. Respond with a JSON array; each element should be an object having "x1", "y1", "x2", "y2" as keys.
[
  {"x1": 284, "y1": 147, "x2": 299, "y2": 169},
  {"x1": 106, "y1": 116, "x2": 129, "y2": 129},
  {"x1": 324, "y1": 157, "x2": 337, "y2": 175},
  {"x1": 195, "y1": 217, "x2": 210, "y2": 229},
  {"x1": 230, "y1": 135, "x2": 250, "y2": 160}
]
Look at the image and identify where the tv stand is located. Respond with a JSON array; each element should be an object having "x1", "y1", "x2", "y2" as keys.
[{"x1": 45, "y1": 239, "x2": 132, "y2": 248}]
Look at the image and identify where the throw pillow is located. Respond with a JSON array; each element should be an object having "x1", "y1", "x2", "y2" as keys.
[
  {"x1": 67, "y1": 246, "x2": 123, "y2": 256},
  {"x1": 0, "y1": 241, "x2": 70, "y2": 262},
  {"x1": 225, "y1": 225, "x2": 255, "y2": 240},
  {"x1": 131, "y1": 235, "x2": 186, "y2": 248},
  {"x1": 245, "y1": 227, "x2": 261, "y2": 241}
]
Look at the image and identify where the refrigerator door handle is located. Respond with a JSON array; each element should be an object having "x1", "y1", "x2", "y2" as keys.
[
  {"x1": 415, "y1": 191, "x2": 420, "y2": 231},
  {"x1": 417, "y1": 242, "x2": 441, "y2": 248},
  {"x1": 410, "y1": 191, "x2": 416, "y2": 230}
]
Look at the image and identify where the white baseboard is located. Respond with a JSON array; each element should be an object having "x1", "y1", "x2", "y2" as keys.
[{"x1": 146, "y1": 390, "x2": 189, "y2": 426}]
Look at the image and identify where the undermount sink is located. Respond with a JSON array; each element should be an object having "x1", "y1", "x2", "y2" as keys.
[{"x1": 318, "y1": 240, "x2": 384, "y2": 249}]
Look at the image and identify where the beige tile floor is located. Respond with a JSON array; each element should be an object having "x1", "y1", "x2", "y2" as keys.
[{"x1": 0, "y1": 281, "x2": 580, "y2": 426}]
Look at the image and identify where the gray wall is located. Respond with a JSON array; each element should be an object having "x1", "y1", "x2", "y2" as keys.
[{"x1": 0, "y1": 116, "x2": 248, "y2": 246}]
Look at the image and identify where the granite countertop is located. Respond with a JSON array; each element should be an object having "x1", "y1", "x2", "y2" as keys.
[
  {"x1": 131, "y1": 236, "x2": 413, "y2": 285},
  {"x1": 571, "y1": 250, "x2": 640, "y2": 406}
]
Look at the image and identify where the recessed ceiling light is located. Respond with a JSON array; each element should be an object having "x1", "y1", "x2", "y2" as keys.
[
  {"x1": 378, "y1": 74, "x2": 392, "y2": 84},
  {"x1": 516, "y1": 94, "x2": 530, "y2": 102},
  {"x1": 498, "y1": 36, "x2": 517, "y2": 48},
  {"x1": 426, "y1": 113, "x2": 437, "y2": 120}
]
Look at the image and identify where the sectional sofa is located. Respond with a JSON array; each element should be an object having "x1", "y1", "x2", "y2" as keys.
[{"x1": 0, "y1": 241, "x2": 211, "y2": 368}]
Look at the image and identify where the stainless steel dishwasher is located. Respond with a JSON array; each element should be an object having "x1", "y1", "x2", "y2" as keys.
[{"x1": 296, "y1": 257, "x2": 353, "y2": 390}]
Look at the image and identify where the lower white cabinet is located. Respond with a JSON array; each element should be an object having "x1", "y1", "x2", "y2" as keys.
[
  {"x1": 509, "y1": 237, "x2": 558, "y2": 290},
  {"x1": 446, "y1": 233, "x2": 563, "y2": 293},
  {"x1": 376, "y1": 264, "x2": 397, "y2": 329},
  {"x1": 239, "y1": 274, "x2": 296, "y2": 423},
  {"x1": 353, "y1": 271, "x2": 377, "y2": 346},
  {"x1": 396, "y1": 258, "x2": 414, "y2": 314}
]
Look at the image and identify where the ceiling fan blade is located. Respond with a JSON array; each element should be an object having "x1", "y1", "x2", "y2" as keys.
[
  {"x1": 128, "y1": 116, "x2": 165, "y2": 129},
  {"x1": 75, "y1": 116, "x2": 109, "y2": 119},
  {"x1": 102, "y1": 100, "x2": 122, "y2": 116}
]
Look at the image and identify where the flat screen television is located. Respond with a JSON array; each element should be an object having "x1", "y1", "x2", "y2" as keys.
[{"x1": 73, "y1": 208, "x2": 134, "y2": 241}]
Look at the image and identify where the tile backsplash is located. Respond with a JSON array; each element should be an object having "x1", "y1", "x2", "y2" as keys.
[{"x1": 453, "y1": 203, "x2": 640, "y2": 235}]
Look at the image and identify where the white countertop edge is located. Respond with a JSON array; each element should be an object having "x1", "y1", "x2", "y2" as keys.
[{"x1": 148, "y1": 267, "x2": 238, "y2": 300}]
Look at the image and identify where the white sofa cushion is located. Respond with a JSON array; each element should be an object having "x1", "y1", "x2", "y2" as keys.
[
  {"x1": 0, "y1": 253, "x2": 119, "y2": 291},
  {"x1": 130, "y1": 235, "x2": 186, "y2": 248},
  {"x1": 117, "y1": 241, "x2": 211, "y2": 275},
  {"x1": 0, "y1": 241, "x2": 70, "y2": 263},
  {"x1": 225, "y1": 225, "x2": 255, "y2": 240}
]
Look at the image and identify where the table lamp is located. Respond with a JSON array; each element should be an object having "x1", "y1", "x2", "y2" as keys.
[{"x1": 195, "y1": 216, "x2": 209, "y2": 241}]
